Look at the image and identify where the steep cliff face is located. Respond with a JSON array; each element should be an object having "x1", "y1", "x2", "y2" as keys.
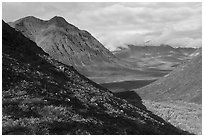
[
  {"x1": 3, "y1": 20, "x2": 190, "y2": 135},
  {"x1": 134, "y1": 49, "x2": 202, "y2": 104},
  {"x1": 9, "y1": 16, "x2": 117, "y2": 67}
]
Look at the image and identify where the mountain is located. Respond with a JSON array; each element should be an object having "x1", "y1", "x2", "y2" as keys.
[
  {"x1": 8, "y1": 16, "x2": 127, "y2": 75},
  {"x1": 10, "y1": 16, "x2": 162, "y2": 84},
  {"x1": 9, "y1": 16, "x2": 116, "y2": 66},
  {"x1": 114, "y1": 44, "x2": 196, "y2": 71},
  {"x1": 2, "y1": 20, "x2": 191, "y2": 135},
  {"x1": 134, "y1": 48, "x2": 202, "y2": 104},
  {"x1": 8, "y1": 16, "x2": 174, "y2": 83}
]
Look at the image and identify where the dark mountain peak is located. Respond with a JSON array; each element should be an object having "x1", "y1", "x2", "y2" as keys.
[
  {"x1": 49, "y1": 16, "x2": 67, "y2": 23},
  {"x1": 48, "y1": 16, "x2": 77, "y2": 29},
  {"x1": 15, "y1": 16, "x2": 44, "y2": 24},
  {"x1": 22, "y1": 15, "x2": 39, "y2": 20},
  {"x1": 9, "y1": 16, "x2": 117, "y2": 74}
]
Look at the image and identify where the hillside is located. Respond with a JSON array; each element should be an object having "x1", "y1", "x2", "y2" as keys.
[
  {"x1": 2, "y1": 20, "x2": 191, "y2": 135},
  {"x1": 134, "y1": 48, "x2": 202, "y2": 104},
  {"x1": 132, "y1": 48, "x2": 202, "y2": 134},
  {"x1": 143, "y1": 100, "x2": 202, "y2": 135}
]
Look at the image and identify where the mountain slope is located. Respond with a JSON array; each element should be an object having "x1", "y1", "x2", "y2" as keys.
[
  {"x1": 134, "y1": 48, "x2": 202, "y2": 104},
  {"x1": 143, "y1": 100, "x2": 202, "y2": 135},
  {"x1": 2, "y1": 20, "x2": 190, "y2": 135},
  {"x1": 9, "y1": 16, "x2": 117, "y2": 67},
  {"x1": 133, "y1": 48, "x2": 202, "y2": 134}
]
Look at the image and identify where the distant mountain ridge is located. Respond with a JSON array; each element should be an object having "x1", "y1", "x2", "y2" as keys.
[
  {"x1": 114, "y1": 44, "x2": 196, "y2": 58},
  {"x1": 114, "y1": 44, "x2": 197, "y2": 71}
]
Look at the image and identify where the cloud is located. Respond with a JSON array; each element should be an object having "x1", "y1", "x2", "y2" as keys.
[
  {"x1": 2, "y1": 2, "x2": 202, "y2": 50},
  {"x1": 166, "y1": 38, "x2": 202, "y2": 48}
]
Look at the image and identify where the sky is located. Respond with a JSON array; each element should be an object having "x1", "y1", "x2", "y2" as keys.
[{"x1": 2, "y1": 2, "x2": 202, "y2": 50}]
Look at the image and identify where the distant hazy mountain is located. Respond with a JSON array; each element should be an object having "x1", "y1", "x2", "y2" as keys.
[
  {"x1": 3, "y1": 20, "x2": 191, "y2": 135},
  {"x1": 134, "y1": 48, "x2": 202, "y2": 104},
  {"x1": 114, "y1": 44, "x2": 196, "y2": 71},
  {"x1": 165, "y1": 38, "x2": 202, "y2": 48}
]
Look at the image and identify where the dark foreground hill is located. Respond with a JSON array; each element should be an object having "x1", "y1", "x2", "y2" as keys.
[
  {"x1": 134, "y1": 48, "x2": 202, "y2": 104},
  {"x1": 2, "y1": 20, "x2": 191, "y2": 135}
]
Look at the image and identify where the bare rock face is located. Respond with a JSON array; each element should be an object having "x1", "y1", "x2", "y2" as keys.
[
  {"x1": 134, "y1": 48, "x2": 202, "y2": 104},
  {"x1": 9, "y1": 16, "x2": 117, "y2": 68},
  {"x1": 3, "y1": 20, "x2": 190, "y2": 135}
]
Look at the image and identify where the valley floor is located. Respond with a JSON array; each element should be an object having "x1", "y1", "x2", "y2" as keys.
[{"x1": 100, "y1": 79, "x2": 156, "y2": 92}]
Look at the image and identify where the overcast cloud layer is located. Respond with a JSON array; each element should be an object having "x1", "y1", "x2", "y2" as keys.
[{"x1": 3, "y1": 2, "x2": 202, "y2": 50}]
